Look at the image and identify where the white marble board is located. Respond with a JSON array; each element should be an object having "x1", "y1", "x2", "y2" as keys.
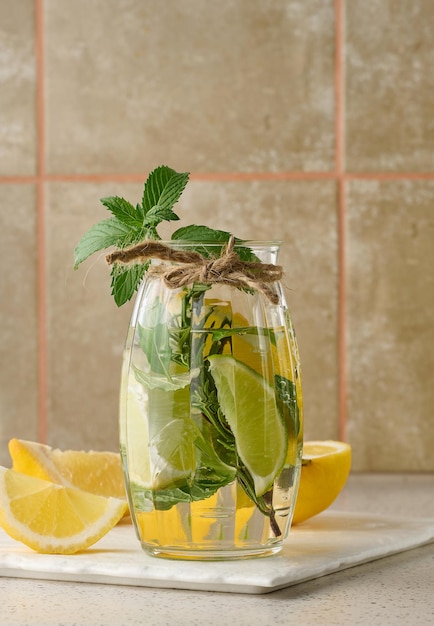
[{"x1": 1, "y1": 510, "x2": 434, "y2": 595}]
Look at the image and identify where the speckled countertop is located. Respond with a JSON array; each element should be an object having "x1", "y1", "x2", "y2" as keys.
[{"x1": 1, "y1": 474, "x2": 433, "y2": 626}]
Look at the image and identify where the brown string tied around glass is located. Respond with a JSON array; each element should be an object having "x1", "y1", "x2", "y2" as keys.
[{"x1": 106, "y1": 236, "x2": 283, "y2": 304}]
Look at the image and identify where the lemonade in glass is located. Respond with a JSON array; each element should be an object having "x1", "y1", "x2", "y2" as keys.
[{"x1": 119, "y1": 241, "x2": 303, "y2": 560}]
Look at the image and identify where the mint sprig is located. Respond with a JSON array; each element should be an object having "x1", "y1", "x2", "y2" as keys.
[
  {"x1": 74, "y1": 165, "x2": 189, "y2": 306},
  {"x1": 74, "y1": 165, "x2": 256, "y2": 306}
]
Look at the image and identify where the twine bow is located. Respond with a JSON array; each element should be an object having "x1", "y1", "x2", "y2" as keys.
[{"x1": 106, "y1": 236, "x2": 282, "y2": 304}]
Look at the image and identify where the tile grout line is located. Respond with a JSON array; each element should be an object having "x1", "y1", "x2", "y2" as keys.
[
  {"x1": 35, "y1": 0, "x2": 48, "y2": 444},
  {"x1": 334, "y1": 0, "x2": 344, "y2": 178},
  {"x1": 344, "y1": 172, "x2": 434, "y2": 180},
  {"x1": 2, "y1": 171, "x2": 434, "y2": 186},
  {"x1": 335, "y1": 0, "x2": 348, "y2": 442},
  {"x1": 337, "y1": 178, "x2": 347, "y2": 442}
]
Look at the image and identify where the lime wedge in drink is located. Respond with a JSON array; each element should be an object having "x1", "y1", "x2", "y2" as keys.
[
  {"x1": 207, "y1": 355, "x2": 288, "y2": 496},
  {"x1": 126, "y1": 375, "x2": 196, "y2": 490}
]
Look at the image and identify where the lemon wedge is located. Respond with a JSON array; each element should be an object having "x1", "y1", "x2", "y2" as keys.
[
  {"x1": 292, "y1": 440, "x2": 351, "y2": 525},
  {"x1": 8, "y1": 438, "x2": 125, "y2": 499},
  {"x1": 0, "y1": 466, "x2": 127, "y2": 554}
]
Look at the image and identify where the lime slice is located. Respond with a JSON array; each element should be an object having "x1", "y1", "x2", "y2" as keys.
[
  {"x1": 207, "y1": 355, "x2": 288, "y2": 496},
  {"x1": 126, "y1": 375, "x2": 196, "y2": 490}
]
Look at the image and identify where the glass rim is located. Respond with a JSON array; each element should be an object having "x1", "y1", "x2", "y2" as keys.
[{"x1": 159, "y1": 239, "x2": 283, "y2": 247}]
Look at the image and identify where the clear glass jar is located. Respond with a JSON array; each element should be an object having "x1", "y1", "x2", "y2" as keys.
[{"x1": 119, "y1": 241, "x2": 303, "y2": 560}]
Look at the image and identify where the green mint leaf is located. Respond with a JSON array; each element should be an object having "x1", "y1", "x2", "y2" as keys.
[
  {"x1": 171, "y1": 224, "x2": 232, "y2": 243},
  {"x1": 171, "y1": 225, "x2": 259, "y2": 262},
  {"x1": 131, "y1": 481, "x2": 225, "y2": 512},
  {"x1": 274, "y1": 374, "x2": 300, "y2": 436},
  {"x1": 100, "y1": 196, "x2": 143, "y2": 228},
  {"x1": 132, "y1": 365, "x2": 191, "y2": 391},
  {"x1": 142, "y1": 166, "x2": 189, "y2": 216},
  {"x1": 144, "y1": 205, "x2": 180, "y2": 226},
  {"x1": 137, "y1": 313, "x2": 173, "y2": 377},
  {"x1": 73, "y1": 218, "x2": 132, "y2": 269},
  {"x1": 192, "y1": 420, "x2": 237, "y2": 478},
  {"x1": 157, "y1": 172, "x2": 189, "y2": 210},
  {"x1": 110, "y1": 263, "x2": 147, "y2": 307}
]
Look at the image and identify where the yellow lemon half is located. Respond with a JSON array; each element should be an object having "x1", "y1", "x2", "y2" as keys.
[
  {"x1": 0, "y1": 467, "x2": 127, "y2": 554},
  {"x1": 293, "y1": 440, "x2": 352, "y2": 525}
]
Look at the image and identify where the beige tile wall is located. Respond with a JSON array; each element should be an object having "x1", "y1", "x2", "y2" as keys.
[
  {"x1": 346, "y1": 180, "x2": 434, "y2": 471},
  {"x1": 45, "y1": 0, "x2": 335, "y2": 174},
  {"x1": 0, "y1": 0, "x2": 433, "y2": 471},
  {"x1": 0, "y1": 185, "x2": 39, "y2": 448},
  {"x1": 346, "y1": 1, "x2": 434, "y2": 171},
  {"x1": 0, "y1": 1, "x2": 36, "y2": 175}
]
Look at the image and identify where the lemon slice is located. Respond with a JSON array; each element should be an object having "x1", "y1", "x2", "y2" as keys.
[
  {"x1": 0, "y1": 467, "x2": 127, "y2": 554},
  {"x1": 208, "y1": 354, "x2": 288, "y2": 496},
  {"x1": 292, "y1": 440, "x2": 352, "y2": 525},
  {"x1": 8, "y1": 439, "x2": 125, "y2": 499}
]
